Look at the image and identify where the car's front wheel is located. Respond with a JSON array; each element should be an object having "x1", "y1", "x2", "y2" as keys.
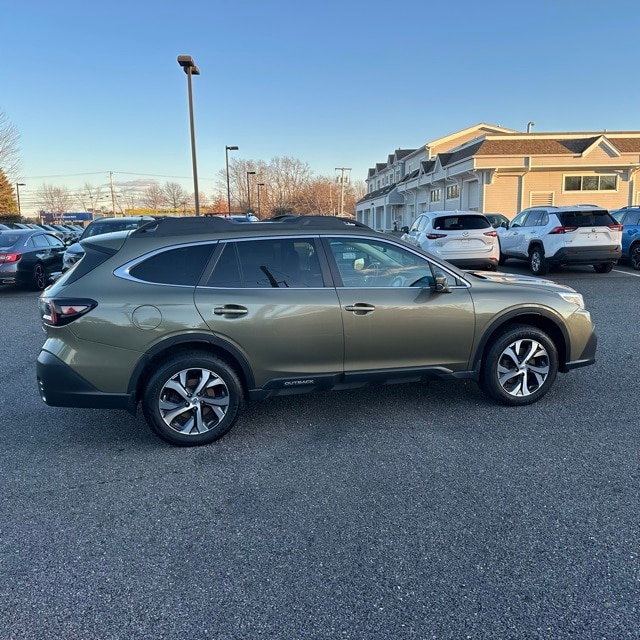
[
  {"x1": 529, "y1": 247, "x2": 548, "y2": 275},
  {"x1": 142, "y1": 352, "x2": 243, "y2": 446},
  {"x1": 480, "y1": 324, "x2": 558, "y2": 406}
]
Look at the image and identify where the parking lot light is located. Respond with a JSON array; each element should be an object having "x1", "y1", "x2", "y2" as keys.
[{"x1": 177, "y1": 55, "x2": 201, "y2": 216}]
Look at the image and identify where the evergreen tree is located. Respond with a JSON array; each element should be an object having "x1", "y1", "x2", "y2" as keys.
[{"x1": 0, "y1": 168, "x2": 18, "y2": 215}]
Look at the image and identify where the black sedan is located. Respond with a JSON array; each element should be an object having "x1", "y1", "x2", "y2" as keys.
[{"x1": 0, "y1": 229, "x2": 66, "y2": 290}]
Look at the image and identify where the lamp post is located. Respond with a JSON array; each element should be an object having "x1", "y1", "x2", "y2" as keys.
[
  {"x1": 177, "y1": 55, "x2": 201, "y2": 216},
  {"x1": 225, "y1": 145, "x2": 239, "y2": 215},
  {"x1": 257, "y1": 183, "x2": 265, "y2": 218},
  {"x1": 15, "y1": 183, "x2": 25, "y2": 216},
  {"x1": 246, "y1": 171, "x2": 256, "y2": 212}
]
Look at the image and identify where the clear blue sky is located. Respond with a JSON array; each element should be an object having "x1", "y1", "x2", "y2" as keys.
[{"x1": 3, "y1": 0, "x2": 639, "y2": 213}]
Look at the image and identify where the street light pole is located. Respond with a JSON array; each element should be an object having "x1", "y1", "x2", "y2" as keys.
[
  {"x1": 225, "y1": 145, "x2": 239, "y2": 215},
  {"x1": 257, "y1": 183, "x2": 265, "y2": 218},
  {"x1": 246, "y1": 171, "x2": 256, "y2": 212},
  {"x1": 177, "y1": 55, "x2": 201, "y2": 216},
  {"x1": 15, "y1": 183, "x2": 25, "y2": 216}
]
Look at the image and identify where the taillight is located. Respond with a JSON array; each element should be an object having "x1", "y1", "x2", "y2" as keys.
[
  {"x1": 548, "y1": 226, "x2": 578, "y2": 234},
  {"x1": 608, "y1": 224, "x2": 623, "y2": 231},
  {"x1": 0, "y1": 252, "x2": 21, "y2": 264},
  {"x1": 39, "y1": 298, "x2": 97, "y2": 327},
  {"x1": 426, "y1": 233, "x2": 446, "y2": 239},
  {"x1": 483, "y1": 230, "x2": 498, "y2": 237}
]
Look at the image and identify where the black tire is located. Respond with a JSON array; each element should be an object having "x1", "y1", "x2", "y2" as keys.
[
  {"x1": 31, "y1": 263, "x2": 47, "y2": 290},
  {"x1": 593, "y1": 263, "x2": 614, "y2": 273},
  {"x1": 479, "y1": 324, "x2": 558, "y2": 406},
  {"x1": 529, "y1": 246, "x2": 548, "y2": 276},
  {"x1": 498, "y1": 252, "x2": 507, "y2": 266},
  {"x1": 630, "y1": 244, "x2": 640, "y2": 270},
  {"x1": 142, "y1": 351, "x2": 243, "y2": 446}
]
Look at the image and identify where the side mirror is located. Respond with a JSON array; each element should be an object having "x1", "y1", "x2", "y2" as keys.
[
  {"x1": 501, "y1": 221, "x2": 509, "y2": 229},
  {"x1": 401, "y1": 226, "x2": 409, "y2": 234},
  {"x1": 434, "y1": 275, "x2": 451, "y2": 293}
]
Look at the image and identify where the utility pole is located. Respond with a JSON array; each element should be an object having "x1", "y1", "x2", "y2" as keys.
[{"x1": 335, "y1": 167, "x2": 352, "y2": 216}]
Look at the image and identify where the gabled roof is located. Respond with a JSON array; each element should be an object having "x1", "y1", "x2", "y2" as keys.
[{"x1": 356, "y1": 183, "x2": 400, "y2": 205}]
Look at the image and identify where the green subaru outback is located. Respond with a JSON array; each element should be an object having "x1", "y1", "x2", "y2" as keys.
[{"x1": 37, "y1": 215, "x2": 597, "y2": 446}]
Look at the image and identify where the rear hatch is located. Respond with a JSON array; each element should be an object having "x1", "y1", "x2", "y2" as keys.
[
  {"x1": 556, "y1": 209, "x2": 622, "y2": 248},
  {"x1": 433, "y1": 214, "x2": 496, "y2": 256}
]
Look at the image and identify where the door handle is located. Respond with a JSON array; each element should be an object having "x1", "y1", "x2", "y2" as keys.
[
  {"x1": 345, "y1": 303, "x2": 376, "y2": 315},
  {"x1": 213, "y1": 305, "x2": 248, "y2": 316}
]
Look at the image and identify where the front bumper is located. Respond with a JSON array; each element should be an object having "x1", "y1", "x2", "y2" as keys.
[{"x1": 562, "y1": 327, "x2": 597, "y2": 371}]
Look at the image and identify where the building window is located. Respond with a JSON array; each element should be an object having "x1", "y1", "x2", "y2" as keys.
[
  {"x1": 430, "y1": 189, "x2": 441, "y2": 203},
  {"x1": 564, "y1": 175, "x2": 618, "y2": 192},
  {"x1": 446, "y1": 185, "x2": 460, "y2": 200}
]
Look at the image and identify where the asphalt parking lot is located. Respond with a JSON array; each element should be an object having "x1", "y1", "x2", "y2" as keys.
[{"x1": 1, "y1": 263, "x2": 638, "y2": 639}]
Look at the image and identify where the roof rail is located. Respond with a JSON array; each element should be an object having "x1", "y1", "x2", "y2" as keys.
[
  {"x1": 132, "y1": 216, "x2": 234, "y2": 237},
  {"x1": 131, "y1": 214, "x2": 371, "y2": 238},
  {"x1": 263, "y1": 215, "x2": 370, "y2": 228}
]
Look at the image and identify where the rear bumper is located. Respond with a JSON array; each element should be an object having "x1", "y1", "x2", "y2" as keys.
[
  {"x1": 548, "y1": 245, "x2": 621, "y2": 266},
  {"x1": 37, "y1": 349, "x2": 136, "y2": 413},
  {"x1": 449, "y1": 257, "x2": 499, "y2": 270}
]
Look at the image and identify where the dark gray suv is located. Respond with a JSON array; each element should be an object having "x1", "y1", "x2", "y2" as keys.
[{"x1": 37, "y1": 215, "x2": 597, "y2": 446}]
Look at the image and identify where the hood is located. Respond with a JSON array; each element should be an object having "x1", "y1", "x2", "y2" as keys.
[{"x1": 467, "y1": 270, "x2": 577, "y2": 293}]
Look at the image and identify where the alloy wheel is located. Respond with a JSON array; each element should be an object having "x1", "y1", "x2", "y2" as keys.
[
  {"x1": 158, "y1": 367, "x2": 230, "y2": 436},
  {"x1": 495, "y1": 338, "x2": 550, "y2": 397}
]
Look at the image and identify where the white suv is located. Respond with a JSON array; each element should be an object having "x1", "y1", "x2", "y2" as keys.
[
  {"x1": 499, "y1": 205, "x2": 622, "y2": 275},
  {"x1": 402, "y1": 211, "x2": 499, "y2": 270}
]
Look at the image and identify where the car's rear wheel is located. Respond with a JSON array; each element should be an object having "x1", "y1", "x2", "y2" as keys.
[
  {"x1": 528, "y1": 246, "x2": 548, "y2": 275},
  {"x1": 480, "y1": 324, "x2": 558, "y2": 406},
  {"x1": 630, "y1": 244, "x2": 640, "y2": 270},
  {"x1": 593, "y1": 263, "x2": 614, "y2": 273},
  {"x1": 142, "y1": 352, "x2": 243, "y2": 446},
  {"x1": 31, "y1": 263, "x2": 47, "y2": 290}
]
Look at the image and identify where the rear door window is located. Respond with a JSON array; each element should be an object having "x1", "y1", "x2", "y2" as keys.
[
  {"x1": 433, "y1": 215, "x2": 491, "y2": 230},
  {"x1": 206, "y1": 238, "x2": 324, "y2": 288},
  {"x1": 559, "y1": 210, "x2": 616, "y2": 227}
]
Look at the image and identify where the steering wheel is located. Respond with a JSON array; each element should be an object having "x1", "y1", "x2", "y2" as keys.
[{"x1": 390, "y1": 275, "x2": 406, "y2": 287}]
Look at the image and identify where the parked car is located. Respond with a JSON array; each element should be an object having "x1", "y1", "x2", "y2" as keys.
[
  {"x1": 401, "y1": 211, "x2": 499, "y2": 270},
  {"x1": 499, "y1": 205, "x2": 622, "y2": 275},
  {"x1": 611, "y1": 206, "x2": 640, "y2": 270},
  {"x1": 37, "y1": 215, "x2": 597, "y2": 447},
  {"x1": 0, "y1": 223, "x2": 11, "y2": 230},
  {"x1": 62, "y1": 216, "x2": 156, "y2": 270},
  {"x1": 485, "y1": 213, "x2": 510, "y2": 229},
  {"x1": 0, "y1": 229, "x2": 66, "y2": 289}
]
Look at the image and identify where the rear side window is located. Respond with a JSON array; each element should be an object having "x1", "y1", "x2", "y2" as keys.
[
  {"x1": 433, "y1": 215, "x2": 491, "y2": 231},
  {"x1": 559, "y1": 210, "x2": 616, "y2": 227},
  {"x1": 129, "y1": 244, "x2": 214, "y2": 285}
]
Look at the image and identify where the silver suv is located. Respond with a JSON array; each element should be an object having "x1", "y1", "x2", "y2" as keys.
[
  {"x1": 499, "y1": 205, "x2": 622, "y2": 275},
  {"x1": 37, "y1": 215, "x2": 597, "y2": 447}
]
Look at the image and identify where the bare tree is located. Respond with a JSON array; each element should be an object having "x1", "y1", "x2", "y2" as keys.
[
  {"x1": 76, "y1": 182, "x2": 105, "y2": 213},
  {"x1": 140, "y1": 183, "x2": 166, "y2": 213},
  {"x1": 0, "y1": 109, "x2": 21, "y2": 182},
  {"x1": 35, "y1": 183, "x2": 73, "y2": 219},
  {"x1": 163, "y1": 182, "x2": 188, "y2": 213}
]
